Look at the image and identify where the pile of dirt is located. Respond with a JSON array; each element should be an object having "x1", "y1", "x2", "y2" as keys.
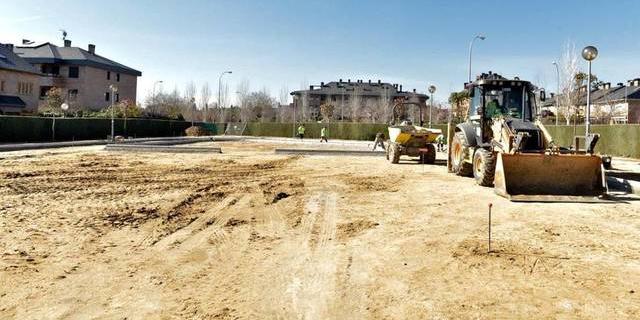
[
  {"x1": 336, "y1": 219, "x2": 379, "y2": 240},
  {"x1": 341, "y1": 174, "x2": 399, "y2": 192},
  {"x1": 185, "y1": 126, "x2": 211, "y2": 136}
]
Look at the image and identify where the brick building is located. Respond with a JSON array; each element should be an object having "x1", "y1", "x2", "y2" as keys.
[
  {"x1": 290, "y1": 79, "x2": 429, "y2": 121},
  {"x1": 14, "y1": 40, "x2": 141, "y2": 111},
  {"x1": 0, "y1": 43, "x2": 40, "y2": 114}
]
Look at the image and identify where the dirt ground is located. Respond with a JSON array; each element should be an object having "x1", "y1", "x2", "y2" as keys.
[{"x1": 1, "y1": 140, "x2": 639, "y2": 319}]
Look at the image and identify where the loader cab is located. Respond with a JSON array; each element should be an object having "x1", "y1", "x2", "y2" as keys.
[{"x1": 468, "y1": 79, "x2": 536, "y2": 122}]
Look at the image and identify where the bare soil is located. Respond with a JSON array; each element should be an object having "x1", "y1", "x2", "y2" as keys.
[{"x1": 1, "y1": 141, "x2": 639, "y2": 319}]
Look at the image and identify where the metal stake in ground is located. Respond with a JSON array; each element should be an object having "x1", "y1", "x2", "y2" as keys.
[{"x1": 488, "y1": 203, "x2": 493, "y2": 253}]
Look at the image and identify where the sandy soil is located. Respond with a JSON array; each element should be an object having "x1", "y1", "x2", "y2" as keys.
[{"x1": 1, "y1": 140, "x2": 639, "y2": 319}]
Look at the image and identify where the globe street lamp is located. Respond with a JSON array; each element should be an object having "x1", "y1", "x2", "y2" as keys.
[
  {"x1": 218, "y1": 71, "x2": 232, "y2": 121},
  {"x1": 428, "y1": 85, "x2": 436, "y2": 126},
  {"x1": 581, "y1": 46, "x2": 598, "y2": 138},
  {"x1": 109, "y1": 84, "x2": 118, "y2": 141},
  {"x1": 468, "y1": 35, "x2": 486, "y2": 83},
  {"x1": 552, "y1": 61, "x2": 560, "y2": 126}
]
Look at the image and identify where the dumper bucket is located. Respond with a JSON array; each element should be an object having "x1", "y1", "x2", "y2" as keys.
[{"x1": 494, "y1": 153, "x2": 607, "y2": 202}]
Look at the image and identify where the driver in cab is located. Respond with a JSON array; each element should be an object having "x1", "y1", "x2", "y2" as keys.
[{"x1": 485, "y1": 98, "x2": 507, "y2": 118}]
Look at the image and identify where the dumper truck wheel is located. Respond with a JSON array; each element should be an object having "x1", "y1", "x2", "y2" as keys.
[
  {"x1": 389, "y1": 143, "x2": 401, "y2": 164},
  {"x1": 421, "y1": 144, "x2": 436, "y2": 164},
  {"x1": 451, "y1": 132, "x2": 473, "y2": 176},
  {"x1": 473, "y1": 148, "x2": 496, "y2": 187}
]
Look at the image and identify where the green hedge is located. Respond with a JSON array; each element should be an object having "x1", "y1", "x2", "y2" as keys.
[
  {"x1": 244, "y1": 122, "x2": 449, "y2": 141},
  {"x1": 545, "y1": 124, "x2": 640, "y2": 158},
  {"x1": 0, "y1": 115, "x2": 204, "y2": 143},
  {"x1": 2, "y1": 116, "x2": 638, "y2": 159}
]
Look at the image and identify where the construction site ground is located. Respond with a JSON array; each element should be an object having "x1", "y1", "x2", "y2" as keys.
[{"x1": 1, "y1": 139, "x2": 639, "y2": 319}]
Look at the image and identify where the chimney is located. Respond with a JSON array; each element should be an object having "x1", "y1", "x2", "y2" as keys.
[
  {"x1": 309, "y1": 85, "x2": 314, "y2": 90},
  {"x1": 399, "y1": 85, "x2": 403, "y2": 92},
  {"x1": 320, "y1": 82, "x2": 324, "y2": 87},
  {"x1": 4, "y1": 43, "x2": 13, "y2": 50},
  {"x1": 377, "y1": 80, "x2": 381, "y2": 84},
  {"x1": 64, "y1": 39, "x2": 72, "y2": 47},
  {"x1": 368, "y1": 79, "x2": 371, "y2": 84},
  {"x1": 348, "y1": 79, "x2": 351, "y2": 83},
  {"x1": 413, "y1": 88, "x2": 416, "y2": 93},
  {"x1": 603, "y1": 82, "x2": 611, "y2": 90},
  {"x1": 88, "y1": 44, "x2": 95, "y2": 54},
  {"x1": 339, "y1": 78, "x2": 343, "y2": 83}
]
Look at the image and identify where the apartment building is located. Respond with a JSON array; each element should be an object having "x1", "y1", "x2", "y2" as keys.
[
  {"x1": 0, "y1": 43, "x2": 40, "y2": 114},
  {"x1": 14, "y1": 40, "x2": 141, "y2": 111}
]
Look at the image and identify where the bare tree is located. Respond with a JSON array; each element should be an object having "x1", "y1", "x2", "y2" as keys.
[
  {"x1": 183, "y1": 81, "x2": 197, "y2": 122},
  {"x1": 236, "y1": 79, "x2": 251, "y2": 122},
  {"x1": 200, "y1": 82, "x2": 211, "y2": 122},
  {"x1": 559, "y1": 41, "x2": 580, "y2": 125}
]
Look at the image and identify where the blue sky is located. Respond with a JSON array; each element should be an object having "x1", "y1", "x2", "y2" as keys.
[{"x1": 2, "y1": 0, "x2": 640, "y2": 105}]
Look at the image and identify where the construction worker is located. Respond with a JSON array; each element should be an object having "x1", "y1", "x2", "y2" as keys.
[
  {"x1": 436, "y1": 134, "x2": 445, "y2": 152},
  {"x1": 372, "y1": 131, "x2": 386, "y2": 151},
  {"x1": 320, "y1": 126, "x2": 328, "y2": 143},
  {"x1": 297, "y1": 124, "x2": 306, "y2": 140}
]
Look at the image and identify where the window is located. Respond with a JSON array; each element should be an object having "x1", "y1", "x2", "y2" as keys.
[
  {"x1": 105, "y1": 92, "x2": 110, "y2": 101},
  {"x1": 40, "y1": 86, "x2": 53, "y2": 98},
  {"x1": 68, "y1": 66, "x2": 79, "y2": 78},
  {"x1": 17, "y1": 82, "x2": 33, "y2": 95},
  {"x1": 68, "y1": 89, "x2": 78, "y2": 98},
  {"x1": 116, "y1": 73, "x2": 120, "y2": 82},
  {"x1": 0, "y1": 80, "x2": 5, "y2": 92},
  {"x1": 107, "y1": 71, "x2": 111, "y2": 80},
  {"x1": 115, "y1": 93, "x2": 120, "y2": 102},
  {"x1": 41, "y1": 64, "x2": 60, "y2": 75}
]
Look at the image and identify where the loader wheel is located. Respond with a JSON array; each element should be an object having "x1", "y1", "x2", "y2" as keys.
[
  {"x1": 421, "y1": 144, "x2": 436, "y2": 164},
  {"x1": 451, "y1": 132, "x2": 473, "y2": 176},
  {"x1": 473, "y1": 148, "x2": 496, "y2": 187},
  {"x1": 389, "y1": 143, "x2": 400, "y2": 164}
]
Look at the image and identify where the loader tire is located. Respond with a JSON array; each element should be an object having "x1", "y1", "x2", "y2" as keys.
[
  {"x1": 473, "y1": 148, "x2": 496, "y2": 187},
  {"x1": 390, "y1": 143, "x2": 400, "y2": 164},
  {"x1": 451, "y1": 132, "x2": 473, "y2": 176},
  {"x1": 421, "y1": 144, "x2": 436, "y2": 164}
]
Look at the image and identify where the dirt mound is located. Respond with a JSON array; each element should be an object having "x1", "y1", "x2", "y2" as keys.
[
  {"x1": 341, "y1": 175, "x2": 399, "y2": 192},
  {"x1": 185, "y1": 126, "x2": 211, "y2": 136},
  {"x1": 337, "y1": 219, "x2": 379, "y2": 240}
]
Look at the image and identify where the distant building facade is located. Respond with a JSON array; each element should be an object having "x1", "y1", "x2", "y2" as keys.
[
  {"x1": 290, "y1": 79, "x2": 429, "y2": 122},
  {"x1": 13, "y1": 40, "x2": 141, "y2": 111},
  {"x1": 543, "y1": 79, "x2": 640, "y2": 124},
  {"x1": 0, "y1": 43, "x2": 40, "y2": 114}
]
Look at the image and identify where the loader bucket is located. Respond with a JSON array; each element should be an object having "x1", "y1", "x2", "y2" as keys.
[{"x1": 494, "y1": 153, "x2": 607, "y2": 202}]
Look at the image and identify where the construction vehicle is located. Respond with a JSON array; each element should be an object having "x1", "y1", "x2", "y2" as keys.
[
  {"x1": 448, "y1": 72, "x2": 606, "y2": 201},
  {"x1": 386, "y1": 99, "x2": 441, "y2": 164}
]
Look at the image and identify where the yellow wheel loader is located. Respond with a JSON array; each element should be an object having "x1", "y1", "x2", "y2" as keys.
[
  {"x1": 448, "y1": 72, "x2": 606, "y2": 201},
  {"x1": 386, "y1": 101, "x2": 441, "y2": 164}
]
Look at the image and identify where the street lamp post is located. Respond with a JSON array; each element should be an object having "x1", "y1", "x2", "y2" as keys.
[
  {"x1": 552, "y1": 61, "x2": 560, "y2": 126},
  {"x1": 218, "y1": 71, "x2": 232, "y2": 121},
  {"x1": 468, "y1": 35, "x2": 486, "y2": 83},
  {"x1": 109, "y1": 84, "x2": 118, "y2": 141},
  {"x1": 152, "y1": 80, "x2": 163, "y2": 100},
  {"x1": 581, "y1": 46, "x2": 598, "y2": 138},
  {"x1": 428, "y1": 85, "x2": 436, "y2": 127},
  {"x1": 191, "y1": 97, "x2": 196, "y2": 127}
]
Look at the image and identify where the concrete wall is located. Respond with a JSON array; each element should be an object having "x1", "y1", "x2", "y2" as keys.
[
  {"x1": 36, "y1": 64, "x2": 138, "y2": 111},
  {"x1": 0, "y1": 69, "x2": 40, "y2": 113}
]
